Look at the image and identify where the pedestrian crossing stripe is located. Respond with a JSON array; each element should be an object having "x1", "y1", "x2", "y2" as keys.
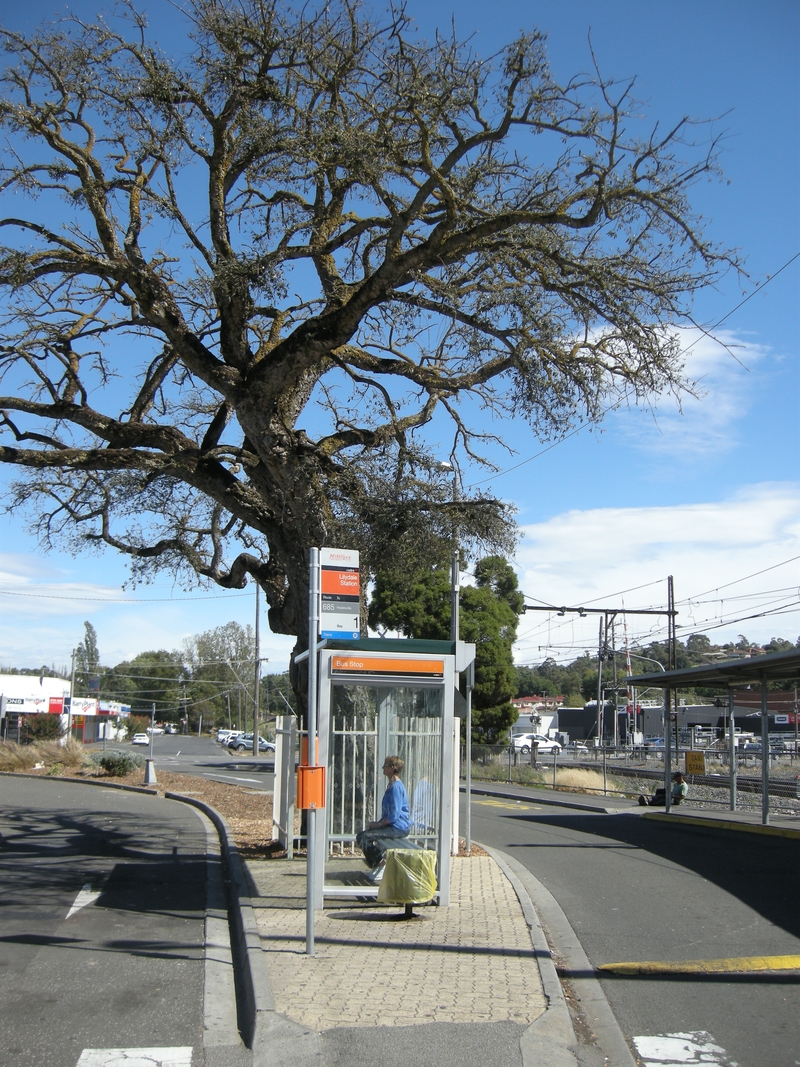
[
  {"x1": 600, "y1": 954, "x2": 800, "y2": 975},
  {"x1": 76, "y1": 1049, "x2": 193, "y2": 1067},
  {"x1": 633, "y1": 1031, "x2": 739, "y2": 1066}
]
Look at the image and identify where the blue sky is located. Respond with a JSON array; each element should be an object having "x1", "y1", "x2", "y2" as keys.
[{"x1": 0, "y1": 0, "x2": 798, "y2": 672}]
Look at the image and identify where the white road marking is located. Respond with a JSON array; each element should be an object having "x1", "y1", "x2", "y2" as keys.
[
  {"x1": 76, "y1": 1048, "x2": 193, "y2": 1067},
  {"x1": 66, "y1": 883, "x2": 101, "y2": 920},
  {"x1": 633, "y1": 1031, "x2": 739, "y2": 1066},
  {"x1": 202, "y1": 773, "x2": 263, "y2": 784}
]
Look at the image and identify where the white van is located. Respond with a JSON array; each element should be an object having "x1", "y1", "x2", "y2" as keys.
[{"x1": 217, "y1": 728, "x2": 244, "y2": 744}]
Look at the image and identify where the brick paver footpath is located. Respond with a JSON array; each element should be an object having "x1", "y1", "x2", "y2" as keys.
[{"x1": 246, "y1": 855, "x2": 547, "y2": 1032}]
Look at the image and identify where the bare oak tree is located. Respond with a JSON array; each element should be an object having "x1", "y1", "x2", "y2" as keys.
[{"x1": 0, "y1": 1, "x2": 734, "y2": 681}]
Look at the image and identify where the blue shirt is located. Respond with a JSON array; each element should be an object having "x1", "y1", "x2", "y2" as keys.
[{"x1": 381, "y1": 778, "x2": 411, "y2": 834}]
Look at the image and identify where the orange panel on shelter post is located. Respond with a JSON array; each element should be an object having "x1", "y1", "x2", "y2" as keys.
[
  {"x1": 297, "y1": 765, "x2": 326, "y2": 809},
  {"x1": 300, "y1": 736, "x2": 319, "y2": 766}
]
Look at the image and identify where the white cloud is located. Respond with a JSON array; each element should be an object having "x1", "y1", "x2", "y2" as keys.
[
  {"x1": 610, "y1": 327, "x2": 771, "y2": 457},
  {"x1": 0, "y1": 558, "x2": 296, "y2": 671},
  {"x1": 514, "y1": 482, "x2": 800, "y2": 661}
]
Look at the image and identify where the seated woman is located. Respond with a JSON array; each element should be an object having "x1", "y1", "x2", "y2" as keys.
[
  {"x1": 356, "y1": 755, "x2": 411, "y2": 882},
  {"x1": 639, "y1": 771, "x2": 688, "y2": 807}
]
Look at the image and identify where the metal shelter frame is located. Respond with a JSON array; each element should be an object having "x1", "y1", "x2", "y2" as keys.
[
  {"x1": 310, "y1": 637, "x2": 475, "y2": 910},
  {"x1": 626, "y1": 649, "x2": 800, "y2": 824}
]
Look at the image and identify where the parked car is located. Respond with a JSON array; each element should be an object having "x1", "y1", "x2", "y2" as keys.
[
  {"x1": 228, "y1": 732, "x2": 275, "y2": 754},
  {"x1": 564, "y1": 741, "x2": 589, "y2": 755},
  {"x1": 217, "y1": 728, "x2": 244, "y2": 744},
  {"x1": 131, "y1": 733, "x2": 149, "y2": 745},
  {"x1": 147, "y1": 725, "x2": 164, "y2": 735},
  {"x1": 164, "y1": 724, "x2": 178, "y2": 734},
  {"x1": 512, "y1": 733, "x2": 562, "y2": 755},
  {"x1": 743, "y1": 740, "x2": 786, "y2": 756}
]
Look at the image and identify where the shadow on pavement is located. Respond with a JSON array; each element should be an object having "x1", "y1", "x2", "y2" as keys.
[{"x1": 501, "y1": 809, "x2": 800, "y2": 940}]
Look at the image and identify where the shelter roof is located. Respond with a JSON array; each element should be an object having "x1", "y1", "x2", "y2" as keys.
[{"x1": 626, "y1": 649, "x2": 800, "y2": 689}]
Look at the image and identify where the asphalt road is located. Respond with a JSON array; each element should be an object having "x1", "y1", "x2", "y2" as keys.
[
  {"x1": 467, "y1": 793, "x2": 800, "y2": 1067},
  {"x1": 92, "y1": 733, "x2": 276, "y2": 791},
  {"x1": 0, "y1": 775, "x2": 209, "y2": 1067}
]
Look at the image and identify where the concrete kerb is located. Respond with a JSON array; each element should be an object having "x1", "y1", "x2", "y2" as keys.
[
  {"x1": 641, "y1": 809, "x2": 800, "y2": 839},
  {"x1": 0, "y1": 768, "x2": 158, "y2": 796},
  {"x1": 463, "y1": 781, "x2": 630, "y2": 814},
  {"x1": 481, "y1": 843, "x2": 581, "y2": 1067},
  {"x1": 164, "y1": 792, "x2": 323, "y2": 1067},
  {"x1": 488, "y1": 845, "x2": 638, "y2": 1067},
  {"x1": 164, "y1": 794, "x2": 271, "y2": 1039}
]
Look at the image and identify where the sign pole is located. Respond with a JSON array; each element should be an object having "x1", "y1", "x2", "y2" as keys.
[{"x1": 306, "y1": 548, "x2": 320, "y2": 956}]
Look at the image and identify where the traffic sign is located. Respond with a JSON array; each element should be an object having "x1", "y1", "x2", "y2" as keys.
[{"x1": 685, "y1": 751, "x2": 706, "y2": 775}]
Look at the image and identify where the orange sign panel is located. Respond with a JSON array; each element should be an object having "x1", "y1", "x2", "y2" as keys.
[
  {"x1": 331, "y1": 655, "x2": 445, "y2": 677},
  {"x1": 321, "y1": 567, "x2": 360, "y2": 595}
]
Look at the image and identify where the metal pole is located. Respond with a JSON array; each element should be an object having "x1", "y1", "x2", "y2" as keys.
[
  {"x1": 761, "y1": 676, "x2": 770, "y2": 826},
  {"x1": 596, "y1": 617, "x2": 604, "y2": 744},
  {"x1": 611, "y1": 618, "x2": 618, "y2": 749},
  {"x1": 253, "y1": 585, "x2": 261, "y2": 757},
  {"x1": 728, "y1": 690, "x2": 737, "y2": 811},
  {"x1": 664, "y1": 685, "x2": 672, "y2": 813},
  {"x1": 465, "y1": 663, "x2": 473, "y2": 853},
  {"x1": 450, "y1": 549, "x2": 460, "y2": 643},
  {"x1": 68, "y1": 648, "x2": 76, "y2": 741},
  {"x1": 150, "y1": 703, "x2": 155, "y2": 761},
  {"x1": 306, "y1": 547, "x2": 320, "y2": 956}
]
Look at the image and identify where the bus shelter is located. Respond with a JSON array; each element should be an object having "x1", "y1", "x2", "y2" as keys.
[
  {"x1": 309, "y1": 639, "x2": 474, "y2": 908},
  {"x1": 627, "y1": 648, "x2": 800, "y2": 824}
]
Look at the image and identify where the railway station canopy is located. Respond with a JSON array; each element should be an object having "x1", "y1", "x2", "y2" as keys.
[{"x1": 626, "y1": 648, "x2": 800, "y2": 689}]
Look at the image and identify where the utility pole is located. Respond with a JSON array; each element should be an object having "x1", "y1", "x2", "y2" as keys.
[
  {"x1": 68, "y1": 648, "x2": 77, "y2": 741},
  {"x1": 253, "y1": 585, "x2": 261, "y2": 756}
]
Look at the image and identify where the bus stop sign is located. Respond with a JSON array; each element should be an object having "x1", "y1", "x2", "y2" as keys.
[{"x1": 319, "y1": 547, "x2": 361, "y2": 640}]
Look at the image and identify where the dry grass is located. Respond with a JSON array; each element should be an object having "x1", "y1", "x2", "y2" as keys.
[
  {"x1": 0, "y1": 741, "x2": 39, "y2": 771},
  {"x1": 553, "y1": 767, "x2": 612, "y2": 793},
  {"x1": 0, "y1": 739, "x2": 90, "y2": 773}
]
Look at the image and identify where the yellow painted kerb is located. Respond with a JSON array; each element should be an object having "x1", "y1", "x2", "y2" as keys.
[
  {"x1": 641, "y1": 812, "x2": 800, "y2": 840},
  {"x1": 599, "y1": 955, "x2": 800, "y2": 975}
]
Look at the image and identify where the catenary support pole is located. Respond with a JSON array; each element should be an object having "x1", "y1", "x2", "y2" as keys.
[
  {"x1": 596, "y1": 617, "x2": 604, "y2": 744},
  {"x1": 729, "y1": 689, "x2": 737, "y2": 811},
  {"x1": 761, "y1": 675, "x2": 770, "y2": 826},
  {"x1": 664, "y1": 685, "x2": 672, "y2": 813}
]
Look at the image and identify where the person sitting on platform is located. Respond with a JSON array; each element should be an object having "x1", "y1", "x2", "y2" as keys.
[
  {"x1": 638, "y1": 771, "x2": 688, "y2": 807},
  {"x1": 356, "y1": 755, "x2": 411, "y2": 883}
]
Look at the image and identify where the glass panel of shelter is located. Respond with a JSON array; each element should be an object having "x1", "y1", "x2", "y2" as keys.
[{"x1": 326, "y1": 682, "x2": 443, "y2": 867}]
